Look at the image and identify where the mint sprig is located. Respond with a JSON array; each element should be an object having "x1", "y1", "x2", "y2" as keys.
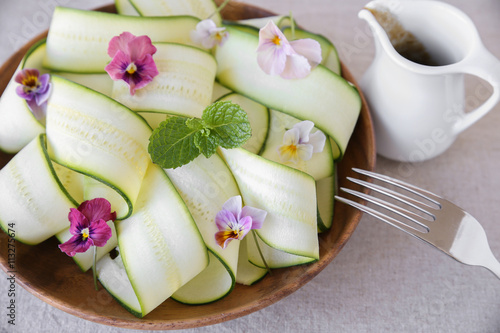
[{"x1": 148, "y1": 101, "x2": 252, "y2": 169}]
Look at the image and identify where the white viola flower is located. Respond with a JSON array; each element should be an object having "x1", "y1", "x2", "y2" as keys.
[
  {"x1": 278, "y1": 120, "x2": 326, "y2": 163},
  {"x1": 257, "y1": 20, "x2": 322, "y2": 79},
  {"x1": 190, "y1": 19, "x2": 229, "y2": 49}
]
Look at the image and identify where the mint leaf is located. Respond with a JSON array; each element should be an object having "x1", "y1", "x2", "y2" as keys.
[
  {"x1": 194, "y1": 130, "x2": 219, "y2": 158},
  {"x1": 147, "y1": 101, "x2": 252, "y2": 169},
  {"x1": 186, "y1": 118, "x2": 204, "y2": 131},
  {"x1": 148, "y1": 117, "x2": 201, "y2": 169},
  {"x1": 202, "y1": 101, "x2": 252, "y2": 149}
]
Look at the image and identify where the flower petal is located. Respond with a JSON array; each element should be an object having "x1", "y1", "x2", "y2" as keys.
[
  {"x1": 211, "y1": 27, "x2": 229, "y2": 47},
  {"x1": 68, "y1": 208, "x2": 90, "y2": 235},
  {"x1": 290, "y1": 38, "x2": 322, "y2": 68},
  {"x1": 127, "y1": 35, "x2": 157, "y2": 61},
  {"x1": 282, "y1": 127, "x2": 300, "y2": 146},
  {"x1": 15, "y1": 85, "x2": 34, "y2": 101},
  {"x1": 105, "y1": 50, "x2": 131, "y2": 81},
  {"x1": 215, "y1": 209, "x2": 238, "y2": 232},
  {"x1": 132, "y1": 54, "x2": 159, "y2": 89},
  {"x1": 79, "y1": 198, "x2": 116, "y2": 224},
  {"x1": 308, "y1": 130, "x2": 327, "y2": 153},
  {"x1": 14, "y1": 68, "x2": 39, "y2": 85},
  {"x1": 215, "y1": 230, "x2": 236, "y2": 249},
  {"x1": 221, "y1": 195, "x2": 243, "y2": 221},
  {"x1": 107, "y1": 31, "x2": 136, "y2": 58},
  {"x1": 280, "y1": 53, "x2": 311, "y2": 79},
  {"x1": 241, "y1": 206, "x2": 267, "y2": 230},
  {"x1": 257, "y1": 42, "x2": 288, "y2": 76},
  {"x1": 258, "y1": 21, "x2": 290, "y2": 50},
  {"x1": 58, "y1": 234, "x2": 93, "y2": 257},
  {"x1": 26, "y1": 100, "x2": 47, "y2": 123},
  {"x1": 89, "y1": 219, "x2": 113, "y2": 247},
  {"x1": 293, "y1": 120, "x2": 314, "y2": 144},
  {"x1": 237, "y1": 215, "x2": 253, "y2": 239},
  {"x1": 191, "y1": 21, "x2": 212, "y2": 46},
  {"x1": 257, "y1": 21, "x2": 294, "y2": 76},
  {"x1": 34, "y1": 75, "x2": 52, "y2": 106},
  {"x1": 296, "y1": 143, "x2": 314, "y2": 161}
]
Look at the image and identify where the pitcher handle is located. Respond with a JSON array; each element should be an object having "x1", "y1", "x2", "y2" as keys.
[{"x1": 452, "y1": 45, "x2": 500, "y2": 135}]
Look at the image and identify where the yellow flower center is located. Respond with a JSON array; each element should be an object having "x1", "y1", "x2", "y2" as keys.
[
  {"x1": 81, "y1": 228, "x2": 90, "y2": 240},
  {"x1": 272, "y1": 35, "x2": 282, "y2": 46},
  {"x1": 279, "y1": 143, "x2": 298, "y2": 157},
  {"x1": 22, "y1": 75, "x2": 39, "y2": 88},
  {"x1": 126, "y1": 62, "x2": 137, "y2": 75}
]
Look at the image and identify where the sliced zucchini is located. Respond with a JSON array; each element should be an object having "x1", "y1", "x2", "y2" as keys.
[
  {"x1": 56, "y1": 72, "x2": 113, "y2": 97},
  {"x1": 316, "y1": 174, "x2": 335, "y2": 232},
  {"x1": 212, "y1": 81, "x2": 231, "y2": 101},
  {"x1": 130, "y1": 0, "x2": 222, "y2": 26},
  {"x1": 282, "y1": 26, "x2": 341, "y2": 75},
  {"x1": 0, "y1": 135, "x2": 78, "y2": 244},
  {"x1": 115, "y1": 0, "x2": 140, "y2": 16},
  {"x1": 0, "y1": 39, "x2": 46, "y2": 153},
  {"x1": 235, "y1": 236, "x2": 267, "y2": 285},
  {"x1": 165, "y1": 154, "x2": 241, "y2": 304},
  {"x1": 219, "y1": 147, "x2": 319, "y2": 261},
  {"x1": 96, "y1": 249, "x2": 142, "y2": 317},
  {"x1": 215, "y1": 26, "x2": 361, "y2": 160},
  {"x1": 259, "y1": 110, "x2": 334, "y2": 180},
  {"x1": 112, "y1": 43, "x2": 217, "y2": 118},
  {"x1": 117, "y1": 163, "x2": 208, "y2": 317},
  {"x1": 44, "y1": 7, "x2": 200, "y2": 73},
  {"x1": 235, "y1": 15, "x2": 294, "y2": 30},
  {"x1": 136, "y1": 111, "x2": 170, "y2": 130},
  {"x1": 172, "y1": 251, "x2": 234, "y2": 304},
  {"x1": 45, "y1": 76, "x2": 152, "y2": 219},
  {"x1": 247, "y1": 231, "x2": 317, "y2": 269}
]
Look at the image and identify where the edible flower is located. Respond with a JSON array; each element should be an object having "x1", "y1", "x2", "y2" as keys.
[
  {"x1": 190, "y1": 19, "x2": 229, "y2": 49},
  {"x1": 256, "y1": 20, "x2": 322, "y2": 79},
  {"x1": 59, "y1": 198, "x2": 116, "y2": 257},
  {"x1": 105, "y1": 31, "x2": 159, "y2": 95},
  {"x1": 278, "y1": 121, "x2": 326, "y2": 163},
  {"x1": 15, "y1": 68, "x2": 51, "y2": 124},
  {"x1": 215, "y1": 195, "x2": 267, "y2": 249}
]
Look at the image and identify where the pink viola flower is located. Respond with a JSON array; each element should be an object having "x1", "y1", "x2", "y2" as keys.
[
  {"x1": 215, "y1": 195, "x2": 267, "y2": 249},
  {"x1": 105, "y1": 32, "x2": 159, "y2": 95},
  {"x1": 190, "y1": 19, "x2": 229, "y2": 49},
  {"x1": 15, "y1": 68, "x2": 52, "y2": 123},
  {"x1": 278, "y1": 120, "x2": 326, "y2": 164},
  {"x1": 59, "y1": 198, "x2": 116, "y2": 257},
  {"x1": 257, "y1": 21, "x2": 322, "y2": 79}
]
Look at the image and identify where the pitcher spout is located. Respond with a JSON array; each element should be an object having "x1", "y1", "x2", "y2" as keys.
[{"x1": 359, "y1": 1, "x2": 436, "y2": 67}]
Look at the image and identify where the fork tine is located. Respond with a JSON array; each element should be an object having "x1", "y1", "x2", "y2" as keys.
[
  {"x1": 346, "y1": 177, "x2": 437, "y2": 219},
  {"x1": 352, "y1": 168, "x2": 443, "y2": 206},
  {"x1": 334, "y1": 195, "x2": 427, "y2": 237},
  {"x1": 340, "y1": 187, "x2": 431, "y2": 231}
]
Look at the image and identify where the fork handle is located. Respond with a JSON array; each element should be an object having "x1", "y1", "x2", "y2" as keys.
[{"x1": 480, "y1": 251, "x2": 500, "y2": 280}]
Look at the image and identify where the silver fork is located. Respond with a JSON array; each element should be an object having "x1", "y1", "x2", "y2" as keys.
[{"x1": 335, "y1": 168, "x2": 500, "y2": 279}]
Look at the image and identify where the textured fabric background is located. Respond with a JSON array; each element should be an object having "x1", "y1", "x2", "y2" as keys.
[{"x1": 1, "y1": 0, "x2": 500, "y2": 332}]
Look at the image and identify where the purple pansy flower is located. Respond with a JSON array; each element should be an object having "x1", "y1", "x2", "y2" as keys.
[
  {"x1": 59, "y1": 198, "x2": 116, "y2": 257},
  {"x1": 215, "y1": 195, "x2": 267, "y2": 249},
  {"x1": 104, "y1": 31, "x2": 159, "y2": 96},
  {"x1": 15, "y1": 68, "x2": 52, "y2": 123},
  {"x1": 257, "y1": 20, "x2": 322, "y2": 79}
]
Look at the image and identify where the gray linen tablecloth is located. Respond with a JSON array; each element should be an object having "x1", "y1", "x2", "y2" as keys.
[{"x1": 1, "y1": 0, "x2": 499, "y2": 332}]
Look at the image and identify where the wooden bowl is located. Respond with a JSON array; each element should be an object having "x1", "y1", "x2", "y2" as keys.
[{"x1": 0, "y1": 2, "x2": 376, "y2": 330}]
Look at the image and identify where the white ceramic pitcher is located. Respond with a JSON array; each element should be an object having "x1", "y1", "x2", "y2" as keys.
[{"x1": 359, "y1": 0, "x2": 500, "y2": 162}]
